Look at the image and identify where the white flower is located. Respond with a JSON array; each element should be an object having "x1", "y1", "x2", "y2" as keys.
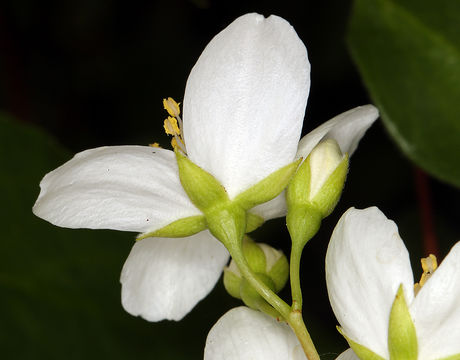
[
  {"x1": 33, "y1": 13, "x2": 309, "y2": 322},
  {"x1": 204, "y1": 307, "x2": 307, "y2": 360},
  {"x1": 32, "y1": 13, "x2": 377, "y2": 323},
  {"x1": 326, "y1": 207, "x2": 460, "y2": 360}
]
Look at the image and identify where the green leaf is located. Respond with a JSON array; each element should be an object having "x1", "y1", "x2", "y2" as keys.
[{"x1": 348, "y1": 0, "x2": 460, "y2": 187}]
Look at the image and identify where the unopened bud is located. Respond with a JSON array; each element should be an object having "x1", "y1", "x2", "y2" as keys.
[
  {"x1": 223, "y1": 237, "x2": 289, "y2": 315},
  {"x1": 286, "y1": 139, "x2": 348, "y2": 248}
]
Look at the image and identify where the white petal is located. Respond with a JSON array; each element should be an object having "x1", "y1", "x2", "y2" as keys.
[
  {"x1": 335, "y1": 349, "x2": 359, "y2": 360},
  {"x1": 183, "y1": 13, "x2": 310, "y2": 199},
  {"x1": 251, "y1": 192, "x2": 287, "y2": 220},
  {"x1": 33, "y1": 146, "x2": 200, "y2": 233},
  {"x1": 410, "y1": 242, "x2": 460, "y2": 359},
  {"x1": 204, "y1": 307, "x2": 307, "y2": 360},
  {"x1": 297, "y1": 105, "x2": 378, "y2": 159},
  {"x1": 120, "y1": 230, "x2": 229, "y2": 321},
  {"x1": 325, "y1": 207, "x2": 414, "y2": 359}
]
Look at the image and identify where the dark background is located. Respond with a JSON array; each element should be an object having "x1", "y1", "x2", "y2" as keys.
[{"x1": 1, "y1": 0, "x2": 458, "y2": 359}]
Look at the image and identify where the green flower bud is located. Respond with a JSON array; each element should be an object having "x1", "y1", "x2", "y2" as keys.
[
  {"x1": 223, "y1": 260, "x2": 243, "y2": 299},
  {"x1": 286, "y1": 139, "x2": 348, "y2": 248},
  {"x1": 259, "y1": 243, "x2": 289, "y2": 292},
  {"x1": 223, "y1": 237, "x2": 289, "y2": 317},
  {"x1": 288, "y1": 139, "x2": 348, "y2": 216}
]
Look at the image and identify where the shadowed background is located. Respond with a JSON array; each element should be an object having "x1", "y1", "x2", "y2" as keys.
[{"x1": 1, "y1": 0, "x2": 459, "y2": 359}]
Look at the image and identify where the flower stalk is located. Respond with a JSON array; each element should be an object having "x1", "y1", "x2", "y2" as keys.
[
  {"x1": 288, "y1": 310, "x2": 320, "y2": 360},
  {"x1": 290, "y1": 242, "x2": 304, "y2": 312},
  {"x1": 226, "y1": 240, "x2": 320, "y2": 360}
]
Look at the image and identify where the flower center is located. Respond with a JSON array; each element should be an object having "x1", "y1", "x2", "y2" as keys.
[{"x1": 414, "y1": 254, "x2": 437, "y2": 296}]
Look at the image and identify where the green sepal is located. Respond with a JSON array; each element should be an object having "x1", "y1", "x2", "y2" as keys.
[
  {"x1": 388, "y1": 285, "x2": 418, "y2": 360},
  {"x1": 286, "y1": 156, "x2": 312, "y2": 206},
  {"x1": 242, "y1": 237, "x2": 267, "y2": 274},
  {"x1": 234, "y1": 159, "x2": 302, "y2": 210},
  {"x1": 223, "y1": 268, "x2": 242, "y2": 299},
  {"x1": 246, "y1": 212, "x2": 264, "y2": 233},
  {"x1": 268, "y1": 253, "x2": 289, "y2": 292},
  {"x1": 175, "y1": 150, "x2": 228, "y2": 212},
  {"x1": 311, "y1": 154, "x2": 348, "y2": 217},
  {"x1": 240, "y1": 274, "x2": 281, "y2": 319},
  {"x1": 206, "y1": 203, "x2": 246, "y2": 250},
  {"x1": 286, "y1": 205, "x2": 322, "y2": 249},
  {"x1": 136, "y1": 215, "x2": 206, "y2": 240},
  {"x1": 337, "y1": 327, "x2": 385, "y2": 360},
  {"x1": 438, "y1": 354, "x2": 460, "y2": 360}
]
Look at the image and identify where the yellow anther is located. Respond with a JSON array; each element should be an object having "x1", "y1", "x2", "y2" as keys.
[
  {"x1": 171, "y1": 137, "x2": 185, "y2": 152},
  {"x1": 171, "y1": 137, "x2": 179, "y2": 150},
  {"x1": 414, "y1": 254, "x2": 438, "y2": 296},
  {"x1": 421, "y1": 254, "x2": 438, "y2": 274},
  {"x1": 161, "y1": 96, "x2": 186, "y2": 154},
  {"x1": 164, "y1": 116, "x2": 181, "y2": 136},
  {"x1": 149, "y1": 142, "x2": 162, "y2": 148},
  {"x1": 163, "y1": 97, "x2": 181, "y2": 117}
]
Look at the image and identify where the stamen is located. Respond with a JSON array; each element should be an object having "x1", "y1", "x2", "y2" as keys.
[
  {"x1": 171, "y1": 136, "x2": 186, "y2": 153},
  {"x1": 164, "y1": 116, "x2": 181, "y2": 136},
  {"x1": 163, "y1": 97, "x2": 181, "y2": 118},
  {"x1": 162, "y1": 97, "x2": 187, "y2": 154},
  {"x1": 149, "y1": 142, "x2": 161, "y2": 148},
  {"x1": 414, "y1": 254, "x2": 438, "y2": 296}
]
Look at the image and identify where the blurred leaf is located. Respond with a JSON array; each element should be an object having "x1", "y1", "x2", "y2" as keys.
[
  {"x1": 0, "y1": 113, "x2": 235, "y2": 359},
  {"x1": 348, "y1": 0, "x2": 460, "y2": 187}
]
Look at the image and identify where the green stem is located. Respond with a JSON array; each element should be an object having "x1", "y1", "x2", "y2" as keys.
[
  {"x1": 290, "y1": 242, "x2": 304, "y2": 311},
  {"x1": 288, "y1": 310, "x2": 321, "y2": 360}
]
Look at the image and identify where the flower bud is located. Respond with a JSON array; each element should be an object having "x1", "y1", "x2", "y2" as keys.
[
  {"x1": 288, "y1": 139, "x2": 348, "y2": 215},
  {"x1": 223, "y1": 237, "x2": 289, "y2": 316},
  {"x1": 286, "y1": 139, "x2": 348, "y2": 248}
]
